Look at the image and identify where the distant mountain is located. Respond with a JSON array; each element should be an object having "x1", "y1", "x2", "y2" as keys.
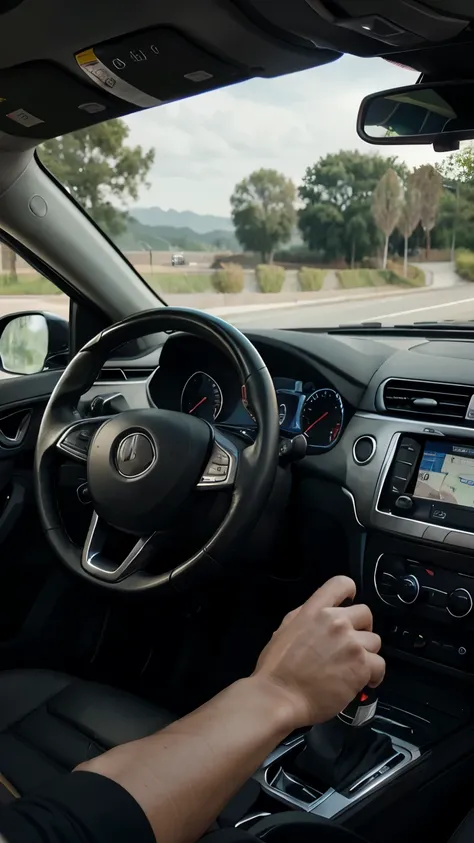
[
  {"x1": 131, "y1": 206, "x2": 234, "y2": 234},
  {"x1": 116, "y1": 216, "x2": 239, "y2": 253}
]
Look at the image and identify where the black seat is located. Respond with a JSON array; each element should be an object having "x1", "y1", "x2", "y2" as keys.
[
  {"x1": 451, "y1": 809, "x2": 474, "y2": 843},
  {"x1": 0, "y1": 669, "x2": 175, "y2": 796}
]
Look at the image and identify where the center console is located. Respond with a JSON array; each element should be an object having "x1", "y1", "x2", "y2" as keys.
[{"x1": 239, "y1": 425, "x2": 474, "y2": 839}]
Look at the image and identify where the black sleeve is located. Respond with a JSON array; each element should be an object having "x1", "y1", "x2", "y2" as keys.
[{"x1": 0, "y1": 771, "x2": 155, "y2": 843}]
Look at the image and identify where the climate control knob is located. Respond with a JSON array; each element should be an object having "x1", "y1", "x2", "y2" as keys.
[
  {"x1": 447, "y1": 588, "x2": 473, "y2": 619},
  {"x1": 397, "y1": 575, "x2": 420, "y2": 605}
]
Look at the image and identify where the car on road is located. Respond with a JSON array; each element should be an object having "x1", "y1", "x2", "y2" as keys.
[
  {"x1": 0, "y1": 4, "x2": 473, "y2": 843},
  {"x1": 171, "y1": 253, "x2": 186, "y2": 266}
]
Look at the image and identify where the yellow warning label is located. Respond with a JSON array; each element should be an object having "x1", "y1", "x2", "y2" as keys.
[{"x1": 76, "y1": 48, "x2": 97, "y2": 67}]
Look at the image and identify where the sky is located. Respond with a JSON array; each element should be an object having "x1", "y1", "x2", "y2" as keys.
[{"x1": 124, "y1": 54, "x2": 451, "y2": 218}]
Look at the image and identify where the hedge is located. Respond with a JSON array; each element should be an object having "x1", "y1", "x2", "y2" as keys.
[
  {"x1": 212, "y1": 263, "x2": 245, "y2": 293},
  {"x1": 455, "y1": 250, "x2": 474, "y2": 282},
  {"x1": 298, "y1": 267, "x2": 326, "y2": 291},
  {"x1": 255, "y1": 264, "x2": 285, "y2": 293}
]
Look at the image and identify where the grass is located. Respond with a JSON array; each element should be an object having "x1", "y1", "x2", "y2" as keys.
[
  {"x1": 0, "y1": 273, "x2": 61, "y2": 294},
  {"x1": 142, "y1": 273, "x2": 213, "y2": 294},
  {"x1": 337, "y1": 269, "x2": 388, "y2": 289},
  {"x1": 337, "y1": 266, "x2": 425, "y2": 289}
]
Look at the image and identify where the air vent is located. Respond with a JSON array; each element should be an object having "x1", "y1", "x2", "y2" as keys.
[
  {"x1": 96, "y1": 368, "x2": 154, "y2": 383},
  {"x1": 382, "y1": 379, "x2": 473, "y2": 422}
]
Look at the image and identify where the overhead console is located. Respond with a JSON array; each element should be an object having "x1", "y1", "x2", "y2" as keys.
[
  {"x1": 74, "y1": 27, "x2": 248, "y2": 110},
  {"x1": 0, "y1": 27, "x2": 249, "y2": 140}
]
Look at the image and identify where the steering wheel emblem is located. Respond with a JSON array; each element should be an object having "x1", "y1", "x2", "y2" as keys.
[{"x1": 115, "y1": 432, "x2": 156, "y2": 478}]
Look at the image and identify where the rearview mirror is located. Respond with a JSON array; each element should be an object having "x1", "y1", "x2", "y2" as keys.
[
  {"x1": 0, "y1": 311, "x2": 68, "y2": 376},
  {"x1": 357, "y1": 80, "x2": 474, "y2": 149}
]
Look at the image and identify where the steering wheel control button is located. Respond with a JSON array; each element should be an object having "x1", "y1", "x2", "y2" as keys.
[
  {"x1": 447, "y1": 588, "x2": 473, "y2": 619},
  {"x1": 200, "y1": 443, "x2": 232, "y2": 485},
  {"x1": 353, "y1": 436, "x2": 376, "y2": 466},
  {"x1": 397, "y1": 575, "x2": 420, "y2": 605},
  {"x1": 57, "y1": 421, "x2": 99, "y2": 461},
  {"x1": 115, "y1": 432, "x2": 156, "y2": 478},
  {"x1": 212, "y1": 450, "x2": 230, "y2": 466}
]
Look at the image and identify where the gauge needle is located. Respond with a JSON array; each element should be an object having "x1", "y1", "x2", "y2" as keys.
[
  {"x1": 304, "y1": 411, "x2": 329, "y2": 435},
  {"x1": 188, "y1": 396, "x2": 207, "y2": 414}
]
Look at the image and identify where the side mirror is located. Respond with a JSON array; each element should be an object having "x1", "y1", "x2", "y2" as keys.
[
  {"x1": 0, "y1": 311, "x2": 69, "y2": 376},
  {"x1": 357, "y1": 80, "x2": 474, "y2": 150}
]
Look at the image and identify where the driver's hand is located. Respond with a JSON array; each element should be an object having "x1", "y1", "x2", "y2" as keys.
[{"x1": 253, "y1": 576, "x2": 385, "y2": 728}]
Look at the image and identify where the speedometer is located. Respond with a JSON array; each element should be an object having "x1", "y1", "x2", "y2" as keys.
[
  {"x1": 301, "y1": 388, "x2": 344, "y2": 448},
  {"x1": 181, "y1": 371, "x2": 223, "y2": 422}
]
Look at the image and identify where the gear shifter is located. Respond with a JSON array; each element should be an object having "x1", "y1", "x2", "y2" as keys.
[{"x1": 293, "y1": 687, "x2": 392, "y2": 793}]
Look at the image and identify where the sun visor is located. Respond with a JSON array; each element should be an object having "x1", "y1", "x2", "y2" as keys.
[
  {"x1": 75, "y1": 28, "x2": 248, "y2": 109},
  {"x1": 0, "y1": 62, "x2": 131, "y2": 139}
]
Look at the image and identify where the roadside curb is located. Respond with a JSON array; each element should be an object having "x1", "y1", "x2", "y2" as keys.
[{"x1": 205, "y1": 282, "x2": 442, "y2": 318}]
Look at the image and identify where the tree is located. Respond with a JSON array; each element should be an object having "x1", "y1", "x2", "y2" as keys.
[
  {"x1": 412, "y1": 164, "x2": 443, "y2": 258},
  {"x1": 39, "y1": 120, "x2": 155, "y2": 237},
  {"x1": 230, "y1": 169, "x2": 296, "y2": 263},
  {"x1": 298, "y1": 150, "x2": 408, "y2": 264},
  {"x1": 0, "y1": 244, "x2": 17, "y2": 283},
  {"x1": 397, "y1": 177, "x2": 421, "y2": 277},
  {"x1": 372, "y1": 169, "x2": 402, "y2": 268}
]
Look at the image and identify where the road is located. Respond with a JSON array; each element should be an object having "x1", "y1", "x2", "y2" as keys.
[
  {"x1": 225, "y1": 283, "x2": 474, "y2": 330},
  {"x1": 225, "y1": 263, "x2": 474, "y2": 330}
]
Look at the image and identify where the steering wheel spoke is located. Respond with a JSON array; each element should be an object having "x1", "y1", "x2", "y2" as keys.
[
  {"x1": 197, "y1": 431, "x2": 239, "y2": 489},
  {"x1": 82, "y1": 511, "x2": 157, "y2": 582},
  {"x1": 56, "y1": 417, "x2": 109, "y2": 463}
]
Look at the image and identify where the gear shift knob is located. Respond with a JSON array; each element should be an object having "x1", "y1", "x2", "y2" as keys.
[{"x1": 338, "y1": 687, "x2": 378, "y2": 728}]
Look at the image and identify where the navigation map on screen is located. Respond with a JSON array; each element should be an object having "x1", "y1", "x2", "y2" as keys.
[{"x1": 414, "y1": 441, "x2": 474, "y2": 509}]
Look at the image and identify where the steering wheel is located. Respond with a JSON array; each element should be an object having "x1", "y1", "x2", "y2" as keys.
[{"x1": 34, "y1": 308, "x2": 279, "y2": 593}]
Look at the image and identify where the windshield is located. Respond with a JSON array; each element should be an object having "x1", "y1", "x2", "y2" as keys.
[{"x1": 39, "y1": 55, "x2": 474, "y2": 332}]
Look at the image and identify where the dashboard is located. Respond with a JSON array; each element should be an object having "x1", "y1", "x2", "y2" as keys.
[
  {"x1": 146, "y1": 333, "x2": 349, "y2": 453},
  {"x1": 81, "y1": 326, "x2": 474, "y2": 678}
]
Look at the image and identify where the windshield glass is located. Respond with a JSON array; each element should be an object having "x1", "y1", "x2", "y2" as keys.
[{"x1": 39, "y1": 55, "x2": 474, "y2": 332}]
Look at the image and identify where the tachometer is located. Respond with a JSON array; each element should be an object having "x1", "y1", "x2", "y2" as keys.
[
  {"x1": 181, "y1": 371, "x2": 223, "y2": 422},
  {"x1": 301, "y1": 388, "x2": 344, "y2": 448}
]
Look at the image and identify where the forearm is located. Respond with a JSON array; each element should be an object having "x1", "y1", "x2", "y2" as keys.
[{"x1": 76, "y1": 676, "x2": 296, "y2": 843}]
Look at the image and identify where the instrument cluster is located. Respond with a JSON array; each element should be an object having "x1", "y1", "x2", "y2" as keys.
[{"x1": 147, "y1": 335, "x2": 347, "y2": 453}]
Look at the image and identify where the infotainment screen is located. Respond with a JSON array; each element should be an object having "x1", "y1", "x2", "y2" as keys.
[{"x1": 414, "y1": 440, "x2": 474, "y2": 510}]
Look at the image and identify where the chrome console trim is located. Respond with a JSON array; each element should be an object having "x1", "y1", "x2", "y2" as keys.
[{"x1": 254, "y1": 730, "x2": 420, "y2": 820}]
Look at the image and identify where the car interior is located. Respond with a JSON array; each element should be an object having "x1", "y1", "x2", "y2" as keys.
[{"x1": 3, "y1": 1, "x2": 474, "y2": 842}]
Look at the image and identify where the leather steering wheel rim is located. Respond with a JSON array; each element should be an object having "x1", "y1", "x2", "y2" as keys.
[{"x1": 34, "y1": 307, "x2": 279, "y2": 593}]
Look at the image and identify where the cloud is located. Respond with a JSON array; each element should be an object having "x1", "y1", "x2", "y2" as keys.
[{"x1": 125, "y1": 55, "x2": 451, "y2": 216}]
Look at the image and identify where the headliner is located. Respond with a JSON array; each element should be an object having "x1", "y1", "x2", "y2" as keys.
[{"x1": 0, "y1": 0, "x2": 473, "y2": 147}]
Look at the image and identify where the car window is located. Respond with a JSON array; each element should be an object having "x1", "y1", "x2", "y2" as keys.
[{"x1": 0, "y1": 244, "x2": 69, "y2": 377}]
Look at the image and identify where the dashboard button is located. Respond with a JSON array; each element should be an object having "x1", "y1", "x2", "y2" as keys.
[
  {"x1": 443, "y1": 532, "x2": 474, "y2": 551},
  {"x1": 397, "y1": 575, "x2": 420, "y2": 605},
  {"x1": 422, "y1": 587, "x2": 447, "y2": 608},
  {"x1": 392, "y1": 462, "x2": 411, "y2": 481},
  {"x1": 447, "y1": 588, "x2": 473, "y2": 619},
  {"x1": 395, "y1": 495, "x2": 413, "y2": 511}
]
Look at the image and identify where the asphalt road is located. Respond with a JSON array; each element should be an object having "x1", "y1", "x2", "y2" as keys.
[{"x1": 226, "y1": 282, "x2": 474, "y2": 331}]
